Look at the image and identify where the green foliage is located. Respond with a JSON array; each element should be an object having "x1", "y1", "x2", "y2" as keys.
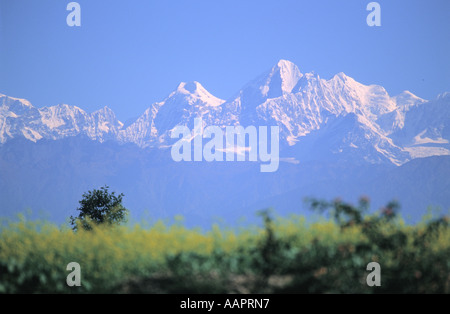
[
  {"x1": 69, "y1": 186, "x2": 128, "y2": 231},
  {"x1": 0, "y1": 197, "x2": 449, "y2": 293}
]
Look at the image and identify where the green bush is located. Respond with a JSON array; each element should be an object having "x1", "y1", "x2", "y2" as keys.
[{"x1": 69, "y1": 186, "x2": 128, "y2": 231}]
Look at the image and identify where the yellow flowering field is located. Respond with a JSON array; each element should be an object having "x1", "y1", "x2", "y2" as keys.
[{"x1": 0, "y1": 208, "x2": 449, "y2": 293}]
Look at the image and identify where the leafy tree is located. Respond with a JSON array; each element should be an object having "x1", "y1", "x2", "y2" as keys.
[{"x1": 70, "y1": 185, "x2": 128, "y2": 231}]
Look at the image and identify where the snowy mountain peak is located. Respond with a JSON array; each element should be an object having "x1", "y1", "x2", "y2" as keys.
[
  {"x1": 393, "y1": 90, "x2": 426, "y2": 109},
  {"x1": 272, "y1": 59, "x2": 303, "y2": 93},
  {"x1": 277, "y1": 59, "x2": 294, "y2": 68},
  {"x1": 92, "y1": 105, "x2": 115, "y2": 116},
  {"x1": 276, "y1": 59, "x2": 300, "y2": 74},
  {"x1": 240, "y1": 59, "x2": 304, "y2": 102},
  {"x1": 91, "y1": 106, "x2": 121, "y2": 124},
  {"x1": 177, "y1": 81, "x2": 201, "y2": 94},
  {"x1": 175, "y1": 81, "x2": 225, "y2": 107},
  {"x1": 45, "y1": 103, "x2": 86, "y2": 114},
  {"x1": 89, "y1": 106, "x2": 124, "y2": 138},
  {"x1": 0, "y1": 94, "x2": 35, "y2": 111},
  {"x1": 331, "y1": 72, "x2": 355, "y2": 84}
]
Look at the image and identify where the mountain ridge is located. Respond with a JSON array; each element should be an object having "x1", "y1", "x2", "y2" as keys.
[
  {"x1": 1, "y1": 60, "x2": 449, "y2": 226},
  {"x1": 1, "y1": 60, "x2": 449, "y2": 165}
]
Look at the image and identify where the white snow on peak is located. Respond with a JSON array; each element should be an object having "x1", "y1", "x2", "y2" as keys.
[
  {"x1": 329, "y1": 72, "x2": 361, "y2": 90},
  {"x1": 399, "y1": 90, "x2": 415, "y2": 97},
  {"x1": 91, "y1": 106, "x2": 124, "y2": 130},
  {"x1": 437, "y1": 91, "x2": 450, "y2": 100},
  {"x1": 393, "y1": 90, "x2": 426, "y2": 109},
  {"x1": 177, "y1": 81, "x2": 199, "y2": 94},
  {"x1": 277, "y1": 60, "x2": 303, "y2": 93},
  {"x1": 176, "y1": 81, "x2": 225, "y2": 107},
  {"x1": 38, "y1": 104, "x2": 85, "y2": 130},
  {"x1": 21, "y1": 127, "x2": 43, "y2": 142},
  {"x1": 272, "y1": 59, "x2": 303, "y2": 94},
  {"x1": 94, "y1": 105, "x2": 112, "y2": 113},
  {"x1": 0, "y1": 94, "x2": 34, "y2": 109},
  {"x1": 251, "y1": 60, "x2": 303, "y2": 98},
  {"x1": 276, "y1": 59, "x2": 300, "y2": 74},
  {"x1": 334, "y1": 72, "x2": 349, "y2": 79},
  {"x1": 404, "y1": 146, "x2": 450, "y2": 159}
]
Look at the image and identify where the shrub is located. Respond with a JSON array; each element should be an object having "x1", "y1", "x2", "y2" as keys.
[{"x1": 69, "y1": 186, "x2": 128, "y2": 231}]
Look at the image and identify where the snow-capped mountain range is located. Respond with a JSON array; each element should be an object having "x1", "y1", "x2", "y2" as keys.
[{"x1": 1, "y1": 60, "x2": 449, "y2": 166}]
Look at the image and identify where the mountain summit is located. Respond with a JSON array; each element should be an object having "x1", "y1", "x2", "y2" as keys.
[
  {"x1": 1, "y1": 60, "x2": 448, "y2": 165},
  {"x1": 262, "y1": 59, "x2": 304, "y2": 95}
]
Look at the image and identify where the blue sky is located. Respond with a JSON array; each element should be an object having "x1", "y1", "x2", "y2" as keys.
[{"x1": 1, "y1": 0, "x2": 449, "y2": 121}]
